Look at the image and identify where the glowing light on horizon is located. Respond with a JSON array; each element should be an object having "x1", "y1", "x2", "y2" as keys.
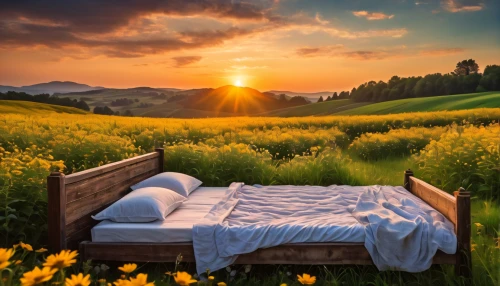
[{"x1": 234, "y1": 79, "x2": 242, "y2": 87}]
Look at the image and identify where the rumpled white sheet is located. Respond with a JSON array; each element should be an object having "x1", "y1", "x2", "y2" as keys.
[
  {"x1": 350, "y1": 186, "x2": 457, "y2": 272},
  {"x1": 192, "y1": 183, "x2": 456, "y2": 274}
]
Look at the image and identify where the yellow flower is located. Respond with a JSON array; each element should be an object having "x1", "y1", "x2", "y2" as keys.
[
  {"x1": 113, "y1": 280, "x2": 131, "y2": 286},
  {"x1": 20, "y1": 242, "x2": 33, "y2": 251},
  {"x1": 43, "y1": 250, "x2": 78, "y2": 269},
  {"x1": 174, "y1": 272, "x2": 197, "y2": 285},
  {"x1": 280, "y1": 284, "x2": 288, "y2": 286},
  {"x1": 165, "y1": 271, "x2": 172, "y2": 276},
  {"x1": 471, "y1": 244, "x2": 477, "y2": 251},
  {"x1": 35, "y1": 248, "x2": 48, "y2": 253},
  {"x1": 20, "y1": 266, "x2": 58, "y2": 286},
  {"x1": 297, "y1": 273, "x2": 316, "y2": 285},
  {"x1": 208, "y1": 276, "x2": 214, "y2": 281},
  {"x1": 65, "y1": 273, "x2": 91, "y2": 286},
  {"x1": 217, "y1": 283, "x2": 226, "y2": 286},
  {"x1": 0, "y1": 248, "x2": 14, "y2": 270},
  {"x1": 129, "y1": 273, "x2": 154, "y2": 286},
  {"x1": 15, "y1": 260, "x2": 23, "y2": 265},
  {"x1": 118, "y1": 263, "x2": 137, "y2": 273}
]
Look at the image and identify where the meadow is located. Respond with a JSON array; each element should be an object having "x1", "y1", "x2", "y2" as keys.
[{"x1": 0, "y1": 102, "x2": 499, "y2": 285}]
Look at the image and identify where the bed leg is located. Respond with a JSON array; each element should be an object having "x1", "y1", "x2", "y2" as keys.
[
  {"x1": 404, "y1": 169, "x2": 413, "y2": 191},
  {"x1": 455, "y1": 187, "x2": 472, "y2": 280}
]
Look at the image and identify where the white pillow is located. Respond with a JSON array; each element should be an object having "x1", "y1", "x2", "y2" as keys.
[
  {"x1": 92, "y1": 187, "x2": 186, "y2": 222},
  {"x1": 130, "y1": 172, "x2": 202, "y2": 197}
]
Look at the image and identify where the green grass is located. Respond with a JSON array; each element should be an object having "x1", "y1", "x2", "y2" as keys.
[
  {"x1": 258, "y1": 99, "x2": 370, "y2": 117},
  {"x1": 338, "y1": 92, "x2": 500, "y2": 115},
  {"x1": 0, "y1": 100, "x2": 88, "y2": 114}
]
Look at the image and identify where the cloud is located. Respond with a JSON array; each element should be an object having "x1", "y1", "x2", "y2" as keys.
[
  {"x1": 341, "y1": 51, "x2": 390, "y2": 60},
  {"x1": 295, "y1": 45, "x2": 344, "y2": 57},
  {"x1": 172, "y1": 56, "x2": 202, "y2": 67},
  {"x1": 419, "y1": 48, "x2": 465, "y2": 56},
  {"x1": 442, "y1": 0, "x2": 484, "y2": 12},
  {"x1": 0, "y1": 1, "x2": 409, "y2": 59},
  {"x1": 352, "y1": 11, "x2": 395, "y2": 20}
]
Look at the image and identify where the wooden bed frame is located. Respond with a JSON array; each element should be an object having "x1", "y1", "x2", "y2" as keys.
[{"x1": 47, "y1": 149, "x2": 471, "y2": 278}]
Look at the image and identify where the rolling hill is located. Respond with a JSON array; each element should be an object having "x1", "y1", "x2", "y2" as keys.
[
  {"x1": 338, "y1": 91, "x2": 500, "y2": 115},
  {"x1": 0, "y1": 100, "x2": 88, "y2": 114},
  {"x1": 0, "y1": 81, "x2": 103, "y2": 95},
  {"x1": 259, "y1": 99, "x2": 370, "y2": 117}
]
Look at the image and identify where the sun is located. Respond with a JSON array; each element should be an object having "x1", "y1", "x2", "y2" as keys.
[{"x1": 234, "y1": 79, "x2": 242, "y2": 87}]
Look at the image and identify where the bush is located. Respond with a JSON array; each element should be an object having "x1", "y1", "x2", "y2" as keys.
[
  {"x1": 413, "y1": 124, "x2": 500, "y2": 199},
  {"x1": 349, "y1": 126, "x2": 448, "y2": 160}
]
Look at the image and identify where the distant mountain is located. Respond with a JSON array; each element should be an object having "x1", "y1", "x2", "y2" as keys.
[
  {"x1": 181, "y1": 85, "x2": 309, "y2": 114},
  {"x1": 0, "y1": 81, "x2": 103, "y2": 95},
  {"x1": 266, "y1": 90, "x2": 333, "y2": 102}
]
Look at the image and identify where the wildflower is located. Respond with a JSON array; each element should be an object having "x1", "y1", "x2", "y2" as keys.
[
  {"x1": 20, "y1": 266, "x2": 58, "y2": 286},
  {"x1": 11, "y1": 170, "x2": 23, "y2": 175},
  {"x1": 280, "y1": 284, "x2": 288, "y2": 286},
  {"x1": 129, "y1": 273, "x2": 154, "y2": 286},
  {"x1": 165, "y1": 271, "x2": 173, "y2": 276},
  {"x1": 113, "y1": 280, "x2": 131, "y2": 286},
  {"x1": 474, "y1": 222, "x2": 484, "y2": 235},
  {"x1": 43, "y1": 250, "x2": 78, "y2": 269},
  {"x1": 208, "y1": 276, "x2": 214, "y2": 281},
  {"x1": 65, "y1": 273, "x2": 91, "y2": 286},
  {"x1": 471, "y1": 244, "x2": 477, "y2": 251},
  {"x1": 174, "y1": 272, "x2": 197, "y2": 285},
  {"x1": 15, "y1": 260, "x2": 22, "y2": 265},
  {"x1": 217, "y1": 283, "x2": 227, "y2": 286},
  {"x1": 297, "y1": 273, "x2": 316, "y2": 285},
  {"x1": 20, "y1": 242, "x2": 33, "y2": 251},
  {"x1": 35, "y1": 248, "x2": 48, "y2": 253},
  {"x1": 0, "y1": 248, "x2": 14, "y2": 270},
  {"x1": 98, "y1": 279, "x2": 107, "y2": 284},
  {"x1": 118, "y1": 263, "x2": 137, "y2": 273}
]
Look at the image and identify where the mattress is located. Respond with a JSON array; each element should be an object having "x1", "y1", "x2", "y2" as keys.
[{"x1": 91, "y1": 187, "x2": 228, "y2": 243}]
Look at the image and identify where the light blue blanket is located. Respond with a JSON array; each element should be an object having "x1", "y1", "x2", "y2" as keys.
[{"x1": 192, "y1": 183, "x2": 456, "y2": 274}]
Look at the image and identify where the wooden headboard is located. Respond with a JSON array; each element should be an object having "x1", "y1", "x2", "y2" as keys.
[{"x1": 47, "y1": 148, "x2": 164, "y2": 251}]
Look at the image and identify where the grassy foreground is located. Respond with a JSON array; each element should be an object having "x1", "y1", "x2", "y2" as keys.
[{"x1": 0, "y1": 105, "x2": 499, "y2": 285}]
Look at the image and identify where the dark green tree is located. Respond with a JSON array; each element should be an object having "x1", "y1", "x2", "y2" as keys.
[{"x1": 454, "y1": 59, "x2": 479, "y2": 76}]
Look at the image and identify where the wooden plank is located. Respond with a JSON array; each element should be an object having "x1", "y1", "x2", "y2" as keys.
[
  {"x1": 66, "y1": 159, "x2": 159, "y2": 203},
  {"x1": 155, "y1": 148, "x2": 164, "y2": 173},
  {"x1": 455, "y1": 187, "x2": 472, "y2": 278},
  {"x1": 47, "y1": 172, "x2": 66, "y2": 252},
  {"x1": 64, "y1": 153, "x2": 158, "y2": 184},
  {"x1": 235, "y1": 243, "x2": 372, "y2": 265},
  {"x1": 80, "y1": 241, "x2": 195, "y2": 262},
  {"x1": 66, "y1": 168, "x2": 158, "y2": 225},
  {"x1": 409, "y1": 177, "x2": 457, "y2": 226},
  {"x1": 80, "y1": 241, "x2": 456, "y2": 265}
]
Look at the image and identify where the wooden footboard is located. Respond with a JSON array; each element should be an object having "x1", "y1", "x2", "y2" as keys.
[
  {"x1": 47, "y1": 151, "x2": 470, "y2": 278},
  {"x1": 404, "y1": 169, "x2": 471, "y2": 277}
]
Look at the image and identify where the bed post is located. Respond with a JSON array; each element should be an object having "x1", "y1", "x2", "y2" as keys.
[
  {"x1": 404, "y1": 169, "x2": 414, "y2": 191},
  {"x1": 455, "y1": 187, "x2": 471, "y2": 279},
  {"x1": 155, "y1": 148, "x2": 164, "y2": 173},
  {"x1": 47, "y1": 172, "x2": 66, "y2": 252}
]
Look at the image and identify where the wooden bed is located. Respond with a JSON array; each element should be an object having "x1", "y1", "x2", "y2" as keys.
[{"x1": 47, "y1": 148, "x2": 471, "y2": 278}]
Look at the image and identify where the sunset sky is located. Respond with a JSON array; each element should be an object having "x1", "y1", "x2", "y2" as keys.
[{"x1": 1, "y1": 0, "x2": 499, "y2": 92}]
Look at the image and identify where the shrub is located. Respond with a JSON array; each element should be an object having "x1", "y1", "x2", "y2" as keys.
[
  {"x1": 349, "y1": 126, "x2": 448, "y2": 160},
  {"x1": 414, "y1": 124, "x2": 500, "y2": 199}
]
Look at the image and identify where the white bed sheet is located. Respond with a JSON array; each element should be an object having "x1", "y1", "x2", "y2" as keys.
[{"x1": 91, "y1": 187, "x2": 228, "y2": 243}]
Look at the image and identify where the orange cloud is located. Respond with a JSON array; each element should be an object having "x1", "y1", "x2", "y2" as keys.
[
  {"x1": 419, "y1": 48, "x2": 465, "y2": 56},
  {"x1": 352, "y1": 11, "x2": 395, "y2": 20},
  {"x1": 442, "y1": 0, "x2": 483, "y2": 12},
  {"x1": 295, "y1": 45, "x2": 344, "y2": 57},
  {"x1": 172, "y1": 56, "x2": 202, "y2": 67}
]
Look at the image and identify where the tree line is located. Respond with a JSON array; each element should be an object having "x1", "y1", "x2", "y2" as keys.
[
  {"x1": 317, "y1": 60, "x2": 500, "y2": 103},
  {"x1": 0, "y1": 91, "x2": 90, "y2": 111}
]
